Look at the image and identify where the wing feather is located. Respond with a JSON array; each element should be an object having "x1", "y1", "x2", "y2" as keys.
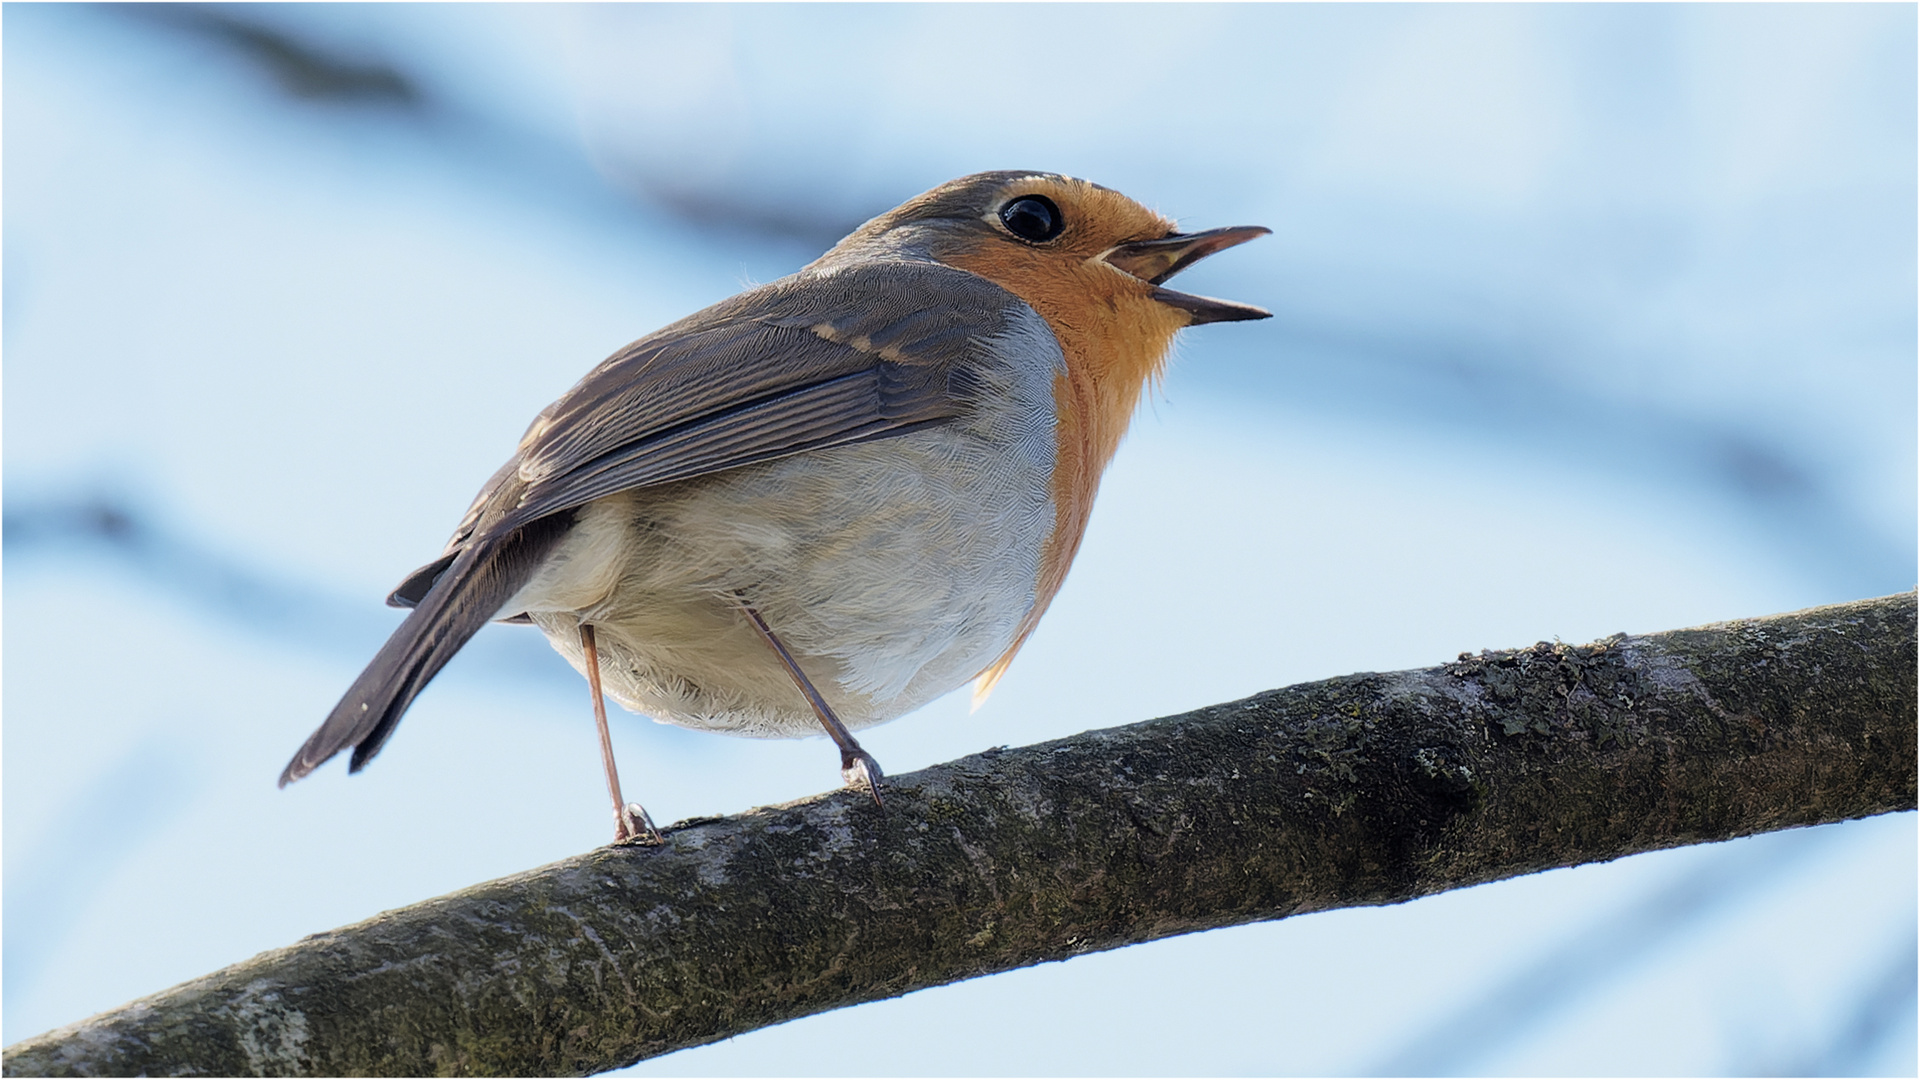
[
  {"x1": 396, "y1": 261, "x2": 1025, "y2": 588},
  {"x1": 508, "y1": 369, "x2": 914, "y2": 524}
]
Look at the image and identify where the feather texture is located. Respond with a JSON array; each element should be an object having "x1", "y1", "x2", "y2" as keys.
[{"x1": 287, "y1": 260, "x2": 1049, "y2": 776}]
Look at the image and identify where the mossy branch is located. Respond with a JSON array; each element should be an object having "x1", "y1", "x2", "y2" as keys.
[{"x1": 7, "y1": 593, "x2": 1915, "y2": 1077}]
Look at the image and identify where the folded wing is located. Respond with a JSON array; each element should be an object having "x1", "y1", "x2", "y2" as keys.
[{"x1": 288, "y1": 261, "x2": 1024, "y2": 783}]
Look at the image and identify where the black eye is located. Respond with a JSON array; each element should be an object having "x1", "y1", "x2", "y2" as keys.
[{"x1": 999, "y1": 195, "x2": 1063, "y2": 243}]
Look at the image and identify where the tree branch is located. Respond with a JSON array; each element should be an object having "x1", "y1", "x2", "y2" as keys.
[{"x1": 7, "y1": 593, "x2": 1915, "y2": 1077}]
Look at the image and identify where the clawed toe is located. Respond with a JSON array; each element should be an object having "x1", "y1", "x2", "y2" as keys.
[
  {"x1": 615, "y1": 802, "x2": 664, "y2": 845},
  {"x1": 842, "y1": 750, "x2": 886, "y2": 809}
]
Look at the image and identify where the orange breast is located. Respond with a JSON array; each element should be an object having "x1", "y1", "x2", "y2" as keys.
[{"x1": 945, "y1": 245, "x2": 1187, "y2": 701}]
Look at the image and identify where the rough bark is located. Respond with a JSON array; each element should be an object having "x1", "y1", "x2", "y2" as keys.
[{"x1": 7, "y1": 592, "x2": 1915, "y2": 1077}]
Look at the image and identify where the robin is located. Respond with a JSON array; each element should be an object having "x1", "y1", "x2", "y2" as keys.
[{"x1": 279, "y1": 171, "x2": 1269, "y2": 843}]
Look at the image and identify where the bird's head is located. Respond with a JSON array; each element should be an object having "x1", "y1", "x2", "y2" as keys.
[{"x1": 814, "y1": 171, "x2": 1271, "y2": 341}]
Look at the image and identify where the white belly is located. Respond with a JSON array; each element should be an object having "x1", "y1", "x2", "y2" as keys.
[{"x1": 504, "y1": 313, "x2": 1062, "y2": 738}]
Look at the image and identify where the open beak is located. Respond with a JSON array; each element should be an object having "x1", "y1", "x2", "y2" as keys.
[{"x1": 1102, "y1": 225, "x2": 1272, "y2": 324}]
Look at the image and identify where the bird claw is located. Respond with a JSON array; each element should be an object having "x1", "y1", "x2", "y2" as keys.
[
  {"x1": 614, "y1": 802, "x2": 664, "y2": 846},
  {"x1": 841, "y1": 749, "x2": 886, "y2": 809}
]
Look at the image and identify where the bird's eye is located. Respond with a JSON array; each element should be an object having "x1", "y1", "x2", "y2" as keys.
[{"x1": 999, "y1": 195, "x2": 1064, "y2": 243}]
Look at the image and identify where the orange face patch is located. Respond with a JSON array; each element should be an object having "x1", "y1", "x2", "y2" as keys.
[
  {"x1": 944, "y1": 177, "x2": 1192, "y2": 699},
  {"x1": 939, "y1": 175, "x2": 1188, "y2": 482}
]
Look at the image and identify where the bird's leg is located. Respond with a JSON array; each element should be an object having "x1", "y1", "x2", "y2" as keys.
[
  {"x1": 733, "y1": 596, "x2": 885, "y2": 808},
  {"x1": 580, "y1": 623, "x2": 661, "y2": 845}
]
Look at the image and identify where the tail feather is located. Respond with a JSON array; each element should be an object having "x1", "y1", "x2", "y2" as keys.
[{"x1": 279, "y1": 514, "x2": 572, "y2": 787}]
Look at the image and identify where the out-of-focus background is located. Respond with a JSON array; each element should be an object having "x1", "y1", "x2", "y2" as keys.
[{"x1": 5, "y1": 4, "x2": 1915, "y2": 1074}]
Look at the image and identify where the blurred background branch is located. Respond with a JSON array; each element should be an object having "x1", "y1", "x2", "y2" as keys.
[
  {"x1": 5, "y1": 593, "x2": 1912, "y2": 1078},
  {"x1": 2, "y1": 494, "x2": 573, "y2": 687},
  {"x1": 120, "y1": 4, "x2": 422, "y2": 108},
  {"x1": 111, "y1": 3, "x2": 872, "y2": 247}
]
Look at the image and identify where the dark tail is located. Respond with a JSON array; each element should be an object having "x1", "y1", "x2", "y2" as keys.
[{"x1": 278, "y1": 514, "x2": 573, "y2": 787}]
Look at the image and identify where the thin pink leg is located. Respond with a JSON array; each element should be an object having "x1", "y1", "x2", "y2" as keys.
[{"x1": 581, "y1": 623, "x2": 661, "y2": 844}]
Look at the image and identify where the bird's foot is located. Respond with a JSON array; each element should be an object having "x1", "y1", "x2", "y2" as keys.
[
  {"x1": 841, "y1": 748, "x2": 886, "y2": 810},
  {"x1": 614, "y1": 802, "x2": 664, "y2": 846}
]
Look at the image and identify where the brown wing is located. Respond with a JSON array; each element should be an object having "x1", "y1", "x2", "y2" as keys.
[{"x1": 389, "y1": 260, "x2": 1024, "y2": 605}]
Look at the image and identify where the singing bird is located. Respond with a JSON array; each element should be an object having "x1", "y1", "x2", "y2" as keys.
[{"x1": 280, "y1": 171, "x2": 1269, "y2": 842}]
